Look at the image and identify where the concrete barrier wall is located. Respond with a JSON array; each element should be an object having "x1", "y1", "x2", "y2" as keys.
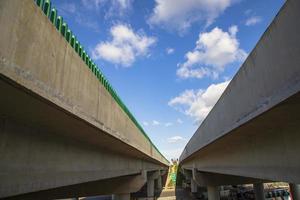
[
  {"x1": 180, "y1": 0, "x2": 300, "y2": 162},
  {"x1": 0, "y1": 0, "x2": 168, "y2": 165}
]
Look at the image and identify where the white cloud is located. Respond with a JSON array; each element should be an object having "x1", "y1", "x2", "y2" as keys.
[
  {"x1": 165, "y1": 122, "x2": 173, "y2": 127},
  {"x1": 166, "y1": 48, "x2": 175, "y2": 55},
  {"x1": 143, "y1": 120, "x2": 175, "y2": 127},
  {"x1": 245, "y1": 16, "x2": 262, "y2": 26},
  {"x1": 167, "y1": 136, "x2": 186, "y2": 143},
  {"x1": 177, "y1": 25, "x2": 247, "y2": 79},
  {"x1": 114, "y1": 0, "x2": 132, "y2": 10},
  {"x1": 81, "y1": 0, "x2": 103, "y2": 9},
  {"x1": 81, "y1": 0, "x2": 132, "y2": 11},
  {"x1": 92, "y1": 24, "x2": 156, "y2": 67},
  {"x1": 168, "y1": 80, "x2": 230, "y2": 123},
  {"x1": 152, "y1": 120, "x2": 160, "y2": 126},
  {"x1": 149, "y1": 0, "x2": 236, "y2": 32},
  {"x1": 177, "y1": 118, "x2": 183, "y2": 124},
  {"x1": 143, "y1": 121, "x2": 149, "y2": 126},
  {"x1": 162, "y1": 148, "x2": 183, "y2": 160}
]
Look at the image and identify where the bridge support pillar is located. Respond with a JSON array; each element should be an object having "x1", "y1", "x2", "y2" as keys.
[
  {"x1": 191, "y1": 179, "x2": 198, "y2": 193},
  {"x1": 253, "y1": 183, "x2": 265, "y2": 200},
  {"x1": 112, "y1": 194, "x2": 130, "y2": 200},
  {"x1": 207, "y1": 186, "x2": 220, "y2": 200},
  {"x1": 147, "y1": 170, "x2": 161, "y2": 198},
  {"x1": 289, "y1": 184, "x2": 300, "y2": 200},
  {"x1": 157, "y1": 175, "x2": 162, "y2": 190},
  {"x1": 147, "y1": 179, "x2": 155, "y2": 198}
]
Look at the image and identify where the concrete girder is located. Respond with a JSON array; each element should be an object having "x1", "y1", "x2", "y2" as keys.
[
  {"x1": 192, "y1": 169, "x2": 268, "y2": 187},
  {"x1": 180, "y1": 0, "x2": 300, "y2": 183},
  {"x1": 0, "y1": 0, "x2": 169, "y2": 195},
  {"x1": 0, "y1": 116, "x2": 157, "y2": 199},
  {"x1": 0, "y1": 0, "x2": 169, "y2": 199},
  {"x1": 4, "y1": 173, "x2": 146, "y2": 200}
]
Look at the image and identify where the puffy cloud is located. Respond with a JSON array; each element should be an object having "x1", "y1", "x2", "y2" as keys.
[
  {"x1": 143, "y1": 121, "x2": 149, "y2": 126},
  {"x1": 92, "y1": 24, "x2": 156, "y2": 66},
  {"x1": 166, "y1": 48, "x2": 175, "y2": 55},
  {"x1": 115, "y1": 0, "x2": 132, "y2": 10},
  {"x1": 177, "y1": 25, "x2": 247, "y2": 79},
  {"x1": 149, "y1": 0, "x2": 235, "y2": 32},
  {"x1": 177, "y1": 118, "x2": 183, "y2": 124},
  {"x1": 167, "y1": 136, "x2": 186, "y2": 143},
  {"x1": 152, "y1": 120, "x2": 160, "y2": 126},
  {"x1": 81, "y1": 0, "x2": 132, "y2": 11},
  {"x1": 168, "y1": 80, "x2": 230, "y2": 123},
  {"x1": 81, "y1": 0, "x2": 103, "y2": 9},
  {"x1": 143, "y1": 121, "x2": 175, "y2": 127},
  {"x1": 245, "y1": 16, "x2": 262, "y2": 26},
  {"x1": 162, "y1": 148, "x2": 183, "y2": 160},
  {"x1": 165, "y1": 122, "x2": 173, "y2": 127}
]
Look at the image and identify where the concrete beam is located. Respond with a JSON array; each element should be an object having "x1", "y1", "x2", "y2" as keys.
[
  {"x1": 192, "y1": 170, "x2": 267, "y2": 186},
  {"x1": 0, "y1": 0, "x2": 168, "y2": 199},
  {"x1": 0, "y1": 115, "x2": 158, "y2": 199},
  {"x1": 180, "y1": 0, "x2": 300, "y2": 183},
  {"x1": 0, "y1": 0, "x2": 168, "y2": 166},
  {"x1": 148, "y1": 171, "x2": 160, "y2": 180},
  {"x1": 4, "y1": 173, "x2": 146, "y2": 200},
  {"x1": 0, "y1": 0, "x2": 169, "y2": 194}
]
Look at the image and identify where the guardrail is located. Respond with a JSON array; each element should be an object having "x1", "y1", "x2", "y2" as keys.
[{"x1": 33, "y1": 0, "x2": 168, "y2": 163}]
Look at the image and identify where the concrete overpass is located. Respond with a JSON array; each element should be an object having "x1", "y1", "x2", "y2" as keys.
[
  {"x1": 179, "y1": 0, "x2": 300, "y2": 199},
  {"x1": 0, "y1": 0, "x2": 168, "y2": 199}
]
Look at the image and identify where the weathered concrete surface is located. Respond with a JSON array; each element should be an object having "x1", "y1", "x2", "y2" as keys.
[
  {"x1": 180, "y1": 0, "x2": 300, "y2": 183},
  {"x1": 0, "y1": 111, "x2": 160, "y2": 199},
  {"x1": 0, "y1": 0, "x2": 168, "y2": 198},
  {"x1": 190, "y1": 170, "x2": 267, "y2": 187}
]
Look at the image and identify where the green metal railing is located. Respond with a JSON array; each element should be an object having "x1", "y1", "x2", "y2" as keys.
[{"x1": 33, "y1": 0, "x2": 168, "y2": 163}]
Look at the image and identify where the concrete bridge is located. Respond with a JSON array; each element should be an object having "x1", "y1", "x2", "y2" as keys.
[
  {"x1": 0, "y1": 0, "x2": 168, "y2": 199},
  {"x1": 179, "y1": 0, "x2": 300, "y2": 199}
]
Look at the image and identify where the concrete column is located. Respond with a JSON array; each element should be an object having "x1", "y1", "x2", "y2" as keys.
[
  {"x1": 112, "y1": 194, "x2": 130, "y2": 200},
  {"x1": 147, "y1": 179, "x2": 155, "y2": 197},
  {"x1": 290, "y1": 184, "x2": 300, "y2": 200},
  {"x1": 191, "y1": 179, "x2": 197, "y2": 193},
  {"x1": 157, "y1": 175, "x2": 162, "y2": 190},
  {"x1": 207, "y1": 186, "x2": 220, "y2": 200},
  {"x1": 253, "y1": 183, "x2": 265, "y2": 200}
]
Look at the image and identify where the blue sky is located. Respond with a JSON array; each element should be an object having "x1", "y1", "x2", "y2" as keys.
[{"x1": 51, "y1": 0, "x2": 284, "y2": 160}]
